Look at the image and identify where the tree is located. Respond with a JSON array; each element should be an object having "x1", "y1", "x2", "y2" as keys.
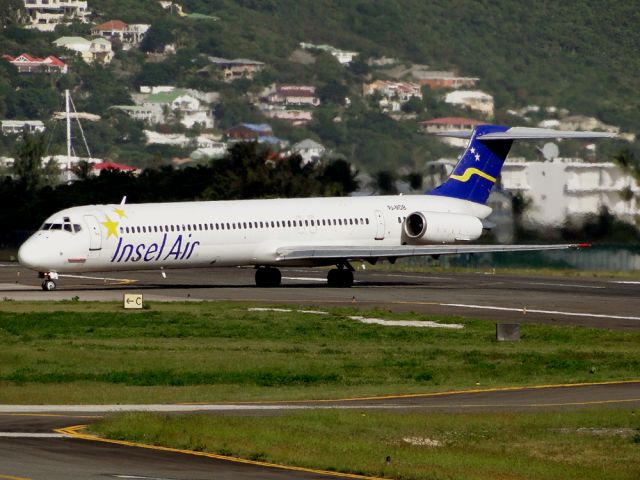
[
  {"x1": 371, "y1": 170, "x2": 397, "y2": 195},
  {"x1": 12, "y1": 132, "x2": 46, "y2": 191}
]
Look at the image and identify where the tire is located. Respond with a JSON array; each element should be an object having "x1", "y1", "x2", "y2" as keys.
[
  {"x1": 327, "y1": 269, "x2": 353, "y2": 288},
  {"x1": 41, "y1": 280, "x2": 56, "y2": 291},
  {"x1": 255, "y1": 268, "x2": 281, "y2": 287}
]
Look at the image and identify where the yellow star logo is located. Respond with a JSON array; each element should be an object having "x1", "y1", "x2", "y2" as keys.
[
  {"x1": 113, "y1": 208, "x2": 127, "y2": 219},
  {"x1": 101, "y1": 215, "x2": 119, "y2": 238}
]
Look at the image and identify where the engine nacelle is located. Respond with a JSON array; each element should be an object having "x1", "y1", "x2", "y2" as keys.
[{"x1": 403, "y1": 211, "x2": 483, "y2": 244}]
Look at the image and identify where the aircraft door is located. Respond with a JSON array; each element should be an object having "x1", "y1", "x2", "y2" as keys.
[
  {"x1": 374, "y1": 210, "x2": 385, "y2": 240},
  {"x1": 83, "y1": 215, "x2": 102, "y2": 251}
]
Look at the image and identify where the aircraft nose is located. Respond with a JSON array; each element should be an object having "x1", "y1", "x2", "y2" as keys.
[{"x1": 18, "y1": 237, "x2": 43, "y2": 270}]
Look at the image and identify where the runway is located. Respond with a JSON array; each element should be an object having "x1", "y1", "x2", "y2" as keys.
[
  {"x1": 1, "y1": 262, "x2": 639, "y2": 477},
  {"x1": 1, "y1": 381, "x2": 639, "y2": 480},
  {"x1": 1, "y1": 263, "x2": 640, "y2": 329}
]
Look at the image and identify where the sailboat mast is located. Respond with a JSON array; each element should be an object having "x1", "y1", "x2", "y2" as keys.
[{"x1": 65, "y1": 89, "x2": 71, "y2": 160}]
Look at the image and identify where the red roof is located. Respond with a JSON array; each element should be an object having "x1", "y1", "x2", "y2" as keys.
[
  {"x1": 93, "y1": 20, "x2": 128, "y2": 31},
  {"x1": 420, "y1": 117, "x2": 483, "y2": 126},
  {"x1": 93, "y1": 162, "x2": 137, "y2": 172}
]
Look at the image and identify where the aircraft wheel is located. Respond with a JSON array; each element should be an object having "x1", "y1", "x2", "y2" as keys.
[
  {"x1": 255, "y1": 267, "x2": 281, "y2": 287},
  {"x1": 41, "y1": 279, "x2": 57, "y2": 291},
  {"x1": 327, "y1": 269, "x2": 353, "y2": 288}
]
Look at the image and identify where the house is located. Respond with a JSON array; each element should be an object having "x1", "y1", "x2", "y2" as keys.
[
  {"x1": 53, "y1": 36, "x2": 114, "y2": 64},
  {"x1": 3, "y1": 53, "x2": 68, "y2": 74},
  {"x1": 558, "y1": 115, "x2": 619, "y2": 134},
  {"x1": 444, "y1": 90, "x2": 494, "y2": 117},
  {"x1": 363, "y1": 80, "x2": 422, "y2": 113},
  {"x1": 226, "y1": 123, "x2": 273, "y2": 140},
  {"x1": 412, "y1": 71, "x2": 479, "y2": 89},
  {"x1": 264, "y1": 85, "x2": 320, "y2": 107},
  {"x1": 142, "y1": 90, "x2": 214, "y2": 128},
  {"x1": 23, "y1": 0, "x2": 91, "y2": 32},
  {"x1": 262, "y1": 109, "x2": 313, "y2": 126},
  {"x1": 91, "y1": 20, "x2": 150, "y2": 49},
  {"x1": 115, "y1": 90, "x2": 214, "y2": 129},
  {"x1": 500, "y1": 157, "x2": 640, "y2": 226},
  {"x1": 363, "y1": 80, "x2": 422, "y2": 101},
  {"x1": 208, "y1": 57, "x2": 265, "y2": 81},
  {"x1": 299, "y1": 42, "x2": 358, "y2": 65},
  {"x1": 419, "y1": 117, "x2": 484, "y2": 147},
  {"x1": 289, "y1": 139, "x2": 326, "y2": 165},
  {"x1": 144, "y1": 130, "x2": 220, "y2": 148},
  {"x1": 1, "y1": 120, "x2": 46, "y2": 135}
]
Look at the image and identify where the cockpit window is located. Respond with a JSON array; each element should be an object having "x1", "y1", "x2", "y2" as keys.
[{"x1": 40, "y1": 222, "x2": 82, "y2": 233}]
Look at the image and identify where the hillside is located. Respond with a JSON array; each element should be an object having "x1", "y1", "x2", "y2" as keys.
[{"x1": 0, "y1": 0, "x2": 638, "y2": 174}]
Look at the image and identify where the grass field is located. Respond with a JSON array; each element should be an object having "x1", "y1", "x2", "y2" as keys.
[
  {"x1": 0, "y1": 300, "x2": 639, "y2": 403},
  {"x1": 91, "y1": 409, "x2": 640, "y2": 480}
]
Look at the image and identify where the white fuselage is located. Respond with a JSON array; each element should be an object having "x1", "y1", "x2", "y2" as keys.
[{"x1": 18, "y1": 194, "x2": 490, "y2": 274}]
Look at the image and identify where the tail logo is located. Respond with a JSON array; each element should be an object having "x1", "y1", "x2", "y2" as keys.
[{"x1": 450, "y1": 167, "x2": 496, "y2": 184}]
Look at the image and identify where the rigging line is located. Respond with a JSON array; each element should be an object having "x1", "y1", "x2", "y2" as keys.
[{"x1": 68, "y1": 93, "x2": 93, "y2": 160}]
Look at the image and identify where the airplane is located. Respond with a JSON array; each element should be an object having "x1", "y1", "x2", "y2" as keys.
[{"x1": 17, "y1": 125, "x2": 615, "y2": 291}]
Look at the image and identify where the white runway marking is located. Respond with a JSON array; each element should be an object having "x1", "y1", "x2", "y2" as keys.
[
  {"x1": 441, "y1": 303, "x2": 640, "y2": 321},
  {"x1": 383, "y1": 274, "x2": 454, "y2": 281},
  {"x1": 349, "y1": 316, "x2": 463, "y2": 329},
  {"x1": 0, "y1": 432, "x2": 68, "y2": 438},
  {"x1": 249, "y1": 308, "x2": 462, "y2": 328},
  {"x1": 611, "y1": 280, "x2": 640, "y2": 285},
  {"x1": 523, "y1": 282, "x2": 605, "y2": 289},
  {"x1": 282, "y1": 276, "x2": 326, "y2": 282}
]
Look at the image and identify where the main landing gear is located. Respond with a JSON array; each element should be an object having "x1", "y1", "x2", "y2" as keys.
[
  {"x1": 327, "y1": 263, "x2": 354, "y2": 288},
  {"x1": 255, "y1": 267, "x2": 282, "y2": 287},
  {"x1": 39, "y1": 272, "x2": 58, "y2": 291}
]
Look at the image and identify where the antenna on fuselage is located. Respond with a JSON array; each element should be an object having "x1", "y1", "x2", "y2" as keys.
[{"x1": 120, "y1": 196, "x2": 127, "y2": 205}]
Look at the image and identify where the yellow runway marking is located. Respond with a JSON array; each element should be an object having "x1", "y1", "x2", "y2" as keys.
[
  {"x1": 179, "y1": 379, "x2": 640, "y2": 405},
  {"x1": 0, "y1": 475, "x2": 31, "y2": 480},
  {"x1": 0, "y1": 413, "x2": 101, "y2": 419},
  {"x1": 56, "y1": 425, "x2": 384, "y2": 480}
]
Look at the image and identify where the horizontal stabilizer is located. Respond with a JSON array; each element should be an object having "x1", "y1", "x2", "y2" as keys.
[{"x1": 436, "y1": 127, "x2": 617, "y2": 140}]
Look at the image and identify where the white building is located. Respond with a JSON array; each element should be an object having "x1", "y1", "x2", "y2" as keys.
[
  {"x1": 289, "y1": 139, "x2": 326, "y2": 165},
  {"x1": 423, "y1": 156, "x2": 640, "y2": 227},
  {"x1": 299, "y1": 42, "x2": 358, "y2": 65},
  {"x1": 115, "y1": 90, "x2": 214, "y2": 129},
  {"x1": 262, "y1": 109, "x2": 312, "y2": 126},
  {"x1": 53, "y1": 36, "x2": 114, "y2": 64},
  {"x1": 501, "y1": 158, "x2": 640, "y2": 225},
  {"x1": 23, "y1": 0, "x2": 91, "y2": 31},
  {"x1": 444, "y1": 90, "x2": 494, "y2": 117},
  {"x1": 1, "y1": 120, "x2": 46, "y2": 135}
]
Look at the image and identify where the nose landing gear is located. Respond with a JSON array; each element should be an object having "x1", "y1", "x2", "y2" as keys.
[{"x1": 39, "y1": 272, "x2": 59, "y2": 291}]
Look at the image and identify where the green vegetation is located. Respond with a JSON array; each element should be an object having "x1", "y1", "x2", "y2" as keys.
[
  {"x1": 91, "y1": 408, "x2": 640, "y2": 480},
  {"x1": 0, "y1": 301, "x2": 638, "y2": 403}
]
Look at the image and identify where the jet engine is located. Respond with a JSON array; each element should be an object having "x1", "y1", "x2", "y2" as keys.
[{"x1": 402, "y1": 211, "x2": 483, "y2": 244}]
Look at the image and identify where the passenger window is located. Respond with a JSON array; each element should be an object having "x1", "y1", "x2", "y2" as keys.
[
  {"x1": 366, "y1": 218, "x2": 370, "y2": 225},
  {"x1": 349, "y1": 219, "x2": 353, "y2": 225},
  {"x1": 338, "y1": 219, "x2": 342, "y2": 225}
]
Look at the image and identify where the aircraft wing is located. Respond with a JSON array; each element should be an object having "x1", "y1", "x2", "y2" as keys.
[{"x1": 275, "y1": 243, "x2": 589, "y2": 262}]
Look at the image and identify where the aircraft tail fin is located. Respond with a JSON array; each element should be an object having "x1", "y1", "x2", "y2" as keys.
[{"x1": 429, "y1": 125, "x2": 615, "y2": 205}]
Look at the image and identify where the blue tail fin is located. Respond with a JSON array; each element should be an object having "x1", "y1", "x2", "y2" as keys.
[
  {"x1": 429, "y1": 124, "x2": 615, "y2": 204},
  {"x1": 429, "y1": 124, "x2": 512, "y2": 205}
]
